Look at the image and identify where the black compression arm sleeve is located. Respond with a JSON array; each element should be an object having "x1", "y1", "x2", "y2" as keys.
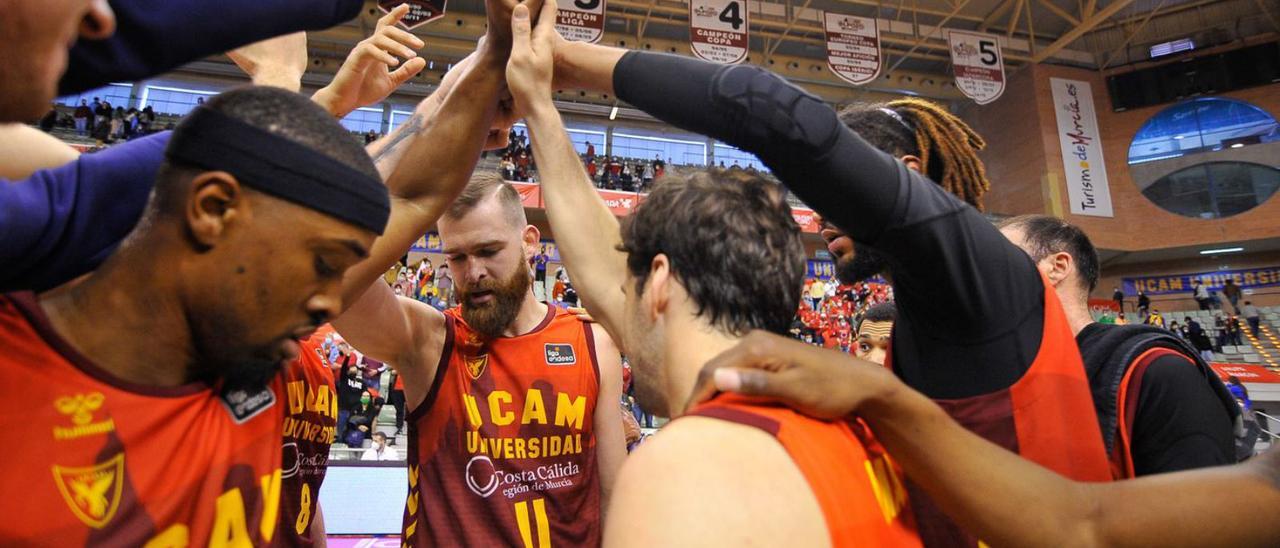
[
  {"x1": 613, "y1": 51, "x2": 1046, "y2": 397},
  {"x1": 613, "y1": 51, "x2": 901, "y2": 242}
]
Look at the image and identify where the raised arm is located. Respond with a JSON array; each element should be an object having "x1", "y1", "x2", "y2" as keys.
[
  {"x1": 506, "y1": 0, "x2": 629, "y2": 339},
  {"x1": 694, "y1": 332, "x2": 1280, "y2": 548},
  {"x1": 334, "y1": 0, "x2": 542, "y2": 406}
]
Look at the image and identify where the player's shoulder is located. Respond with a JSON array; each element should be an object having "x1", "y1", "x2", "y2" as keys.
[{"x1": 607, "y1": 415, "x2": 827, "y2": 545}]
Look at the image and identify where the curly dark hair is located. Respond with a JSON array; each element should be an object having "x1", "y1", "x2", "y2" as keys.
[{"x1": 619, "y1": 169, "x2": 805, "y2": 335}]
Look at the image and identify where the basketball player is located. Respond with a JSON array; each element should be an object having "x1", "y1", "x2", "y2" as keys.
[
  {"x1": 334, "y1": 168, "x2": 626, "y2": 546},
  {"x1": 547, "y1": 35, "x2": 1110, "y2": 545},
  {"x1": 0, "y1": 86, "x2": 390, "y2": 545},
  {"x1": 505, "y1": 4, "x2": 918, "y2": 544},
  {"x1": 854, "y1": 302, "x2": 895, "y2": 366},
  {"x1": 696, "y1": 331, "x2": 1280, "y2": 547}
]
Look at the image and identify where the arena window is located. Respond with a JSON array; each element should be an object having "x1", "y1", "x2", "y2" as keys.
[
  {"x1": 611, "y1": 132, "x2": 706, "y2": 166},
  {"x1": 57, "y1": 83, "x2": 133, "y2": 108},
  {"x1": 1127, "y1": 97, "x2": 1280, "y2": 219},
  {"x1": 712, "y1": 142, "x2": 768, "y2": 171},
  {"x1": 1128, "y1": 98, "x2": 1278, "y2": 165},
  {"x1": 340, "y1": 107, "x2": 385, "y2": 134},
  {"x1": 138, "y1": 84, "x2": 219, "y2": 116}
]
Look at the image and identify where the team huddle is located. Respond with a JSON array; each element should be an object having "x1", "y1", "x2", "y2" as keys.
[{"x1": 4, "y1": 0, "x2": 1280, "y2": 546}]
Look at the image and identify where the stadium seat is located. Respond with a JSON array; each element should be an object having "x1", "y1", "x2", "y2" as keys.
[{"x1": 1245, "y1": 354, "x2": 1262, "y2": 363}]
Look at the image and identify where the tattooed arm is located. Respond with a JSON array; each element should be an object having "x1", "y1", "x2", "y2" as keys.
[{"x1": 339, "y1": 45, "x2": 509, "y2": 307}]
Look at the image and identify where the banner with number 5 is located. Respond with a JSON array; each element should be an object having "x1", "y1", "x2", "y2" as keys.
[
  {"x1": 689, "y1": 0, "x2": 749, "y2": 64},
  {"x1": 947, "y1": 30, "x2": 1005, "y2": 104},
  {"x1": 555, "y1": 0, "x2": 605, "y2": 43}
]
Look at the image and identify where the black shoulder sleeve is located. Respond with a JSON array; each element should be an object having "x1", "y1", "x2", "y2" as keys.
[{"x1": 1129, "y1": 354, "x2": 1236, "y2": 475}]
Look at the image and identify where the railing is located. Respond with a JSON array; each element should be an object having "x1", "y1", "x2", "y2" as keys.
[{"x1": 1254, "y1": 411, "x2": 1280, "y2": 442}]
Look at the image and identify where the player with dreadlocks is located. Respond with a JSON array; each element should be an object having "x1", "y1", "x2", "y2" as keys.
[{"x1": 546, "y1": 37, "x2": 1112, "y2": 546}]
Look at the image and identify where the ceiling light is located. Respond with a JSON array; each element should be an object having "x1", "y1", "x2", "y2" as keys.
[
  {"x1": 609, "y1": 105, "x2": 618, "y2": 121},
  {"x1": 1230, "y1": 143, "x2": 1244, "y2": 148},
  {"x1": 1200, "y1": 247, "x2": 1244, "y2": 255}
]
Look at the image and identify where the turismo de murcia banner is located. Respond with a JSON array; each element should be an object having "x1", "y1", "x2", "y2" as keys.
[
  {"x1": 1050, "y1": 77, "x2": 1115, "y2": 217},
  {"x1": 1123, "y1": 266, "x2": 1280, "y2": 296}
]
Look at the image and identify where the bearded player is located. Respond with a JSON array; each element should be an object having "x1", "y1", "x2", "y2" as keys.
[
  {"x1": 504, "y1": 3, "x2": 916, "y2": 545},
  {"x1": 335, "y1": 167, "x2": 625, "y2": 545}
]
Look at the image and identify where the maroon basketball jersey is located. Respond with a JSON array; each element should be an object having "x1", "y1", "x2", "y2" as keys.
[{"x1": 402, "y1": 306, "x2": 602, "y2": 546}]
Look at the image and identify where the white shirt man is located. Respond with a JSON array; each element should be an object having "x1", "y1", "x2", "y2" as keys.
[{"x1": 360, "y1": 432, "x2": 399, "y2": 461}]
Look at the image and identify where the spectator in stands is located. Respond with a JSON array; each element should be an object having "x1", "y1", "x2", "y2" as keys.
[
  {"x1": 1193, "y1": 280, "x2": 1211, "y2": 310},
  {"x1": 110, "y1": 107, "x2": 125, "y2": 140},
  {"x1": 1243, "y1": 301, "x2": 1262, "y2": 337},
  {"x1": 1185, "y1": 317, "x2": 1215, "y2": 361},
  {"x1": 38, "y1": 106, "x2": 57, "y2": 132},
  {"x1": 586, "y1": 156, "x2": 598, "y2": 185},
  {"x1": 387, "y1": 371, "x2": 406, "y2": 435},
  {"x1": 585, "y1": 140, "x2": 595, "y2": 158},
  {"x1": 1143, "y1": 308, "x2": 1165, "y2": 328},
  {"x1": 1137, "y1": 291, "x2": 1151, "y2": 317},
  {"x1": 1226, "y1": 316, "x2": 1243, "y2": 346},
  {"x1": 72, "y1": 100, "x2": 91, "y2": 135},
  {"x1": 562, "y1": 278, "x2": 579, "y2": 307},
  {"x1": 435, "y1": 263, "x2": 454, "y2": 307},
  {"x1": 1112, "y1": 286, "x2": 1125, "y2": 313},
  {"x1": 1223, "y1": 279, "x2": 1242, "y2": 313},
  {"x1": 1168, "y1": 320, "x2": 1183, "y2": 338},
  {"x1": 336, "y1": 365, "x2": 366, "y2": 443},
  {"x1": 361, "y1": 432, "x2": 399, "y2": 461},
  {"x1": 345, "y1": 395, "x2": 385, "y2": 447},
  {"x1": 1214, "y1": 314, "x2": 1228, "y2": 349}
]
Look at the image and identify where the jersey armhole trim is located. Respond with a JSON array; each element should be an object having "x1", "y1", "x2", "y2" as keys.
[
  {"x1": 406, "y1": 314, "x2": 455, "y2": 422},
  {"x1": 687, "y1": 405, "x2": 782, "y2": 437},
  {"x1": 584, "y1": 320, "x2": 601, "y2": 385}
]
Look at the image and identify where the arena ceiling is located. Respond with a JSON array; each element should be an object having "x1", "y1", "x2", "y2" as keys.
[{"x1": 181, "y1": 0, "x2": 1274, "y2": 107}]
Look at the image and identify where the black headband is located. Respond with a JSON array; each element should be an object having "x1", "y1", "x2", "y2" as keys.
[{"x1": 166, "y1": 106, "x2": 389, "y2": 234}]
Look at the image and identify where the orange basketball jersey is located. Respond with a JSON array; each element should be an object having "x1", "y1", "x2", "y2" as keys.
[
  {"x1": 0, "y1": 293, "x2": 284, "y2": 546},
  {"x1": 277, "y1": 333, "x2": 339, "y2": 546},
  {"x1": 887, "y1": 274, "x2": 1111, "y2": 546},
  {"x1": 403, "y1": 306, "x2": 603, "y2": 547},
  {"x1": 689, "y1": 394, "x2": 922, "y2": 547}
]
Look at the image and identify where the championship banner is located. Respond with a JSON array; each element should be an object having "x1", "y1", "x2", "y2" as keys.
[
  {"x1": 1211, "y1": 363, "x2": 1280, "y2": 384},
  {"x1": 1051, "y1": 78, "x2": 1114, "y2": 217},
  {"x1": 1123, "y1": 266, "x2": 1280, "y2": 296},
  {"x1": 378, "y1": 0, "x2": 446, "y2": 30},
  {"x1": 807, "y1": 260, "x2": 836, "y2": 280},
  {"x1": 689, "y1": 0, "x2": 749, "y2": 64},
  {"x1": 947, "y1": 30, "x2": 1005, "y2": 104},
  {"x1": 555, "y1": 0, "x2": 605, "y2": 43},
  {"x1": 823, "y1": 13, "x2": 881, "y2": 86}
]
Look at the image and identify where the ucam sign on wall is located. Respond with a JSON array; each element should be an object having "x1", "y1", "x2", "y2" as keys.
[{"x1": 1050, "y1": 78, "x2": 1114, "y2": 217}]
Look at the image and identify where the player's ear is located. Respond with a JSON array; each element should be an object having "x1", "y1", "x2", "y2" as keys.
[
  {"x1": 1044, "y1": 251, "x2": 1073, "y2": 287},
  {"x1": 900, "y1": 155, "x2": 923, "y2": 173},
  {"x1": 186, "y1": 170, "x2": 246, "y2": 248},
  {"x1": 647, "y1": 254, "x2": 672, "y2": 320},
  {"x1": 522, "y1": 225, "x2": 541, "y2": 260}
]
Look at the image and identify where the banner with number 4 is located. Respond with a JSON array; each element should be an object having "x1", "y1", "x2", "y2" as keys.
[{"x1": 689, "y1": 0, "x2": 749, "y2": 64}]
